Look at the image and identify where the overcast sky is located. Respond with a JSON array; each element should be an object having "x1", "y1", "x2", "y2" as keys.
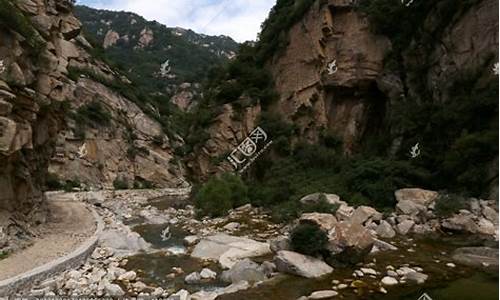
[{"x1": 77, "y1": 0, "x2": 275, "y2": 42}]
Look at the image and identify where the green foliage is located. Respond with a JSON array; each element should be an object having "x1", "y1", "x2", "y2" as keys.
[
  {"x1": 72, "y1": 101, "x2": 111, "y2": 138},
  {"x1": 0, "y1": 251, "x2": 8, "y2": 260},
  {"x1": 194, "y1": 173, "x2": 249, "y2": 217},
  {"x1": 113, "y1": 178, "x2": 129, "y2": 190},
  {"x1": 0, "y1": 0, "x2": 45, "y2": 52},
  {"x1": 434, "y1": 193, "x2": 469, "y2": 217},
  {"x1": 203, "y1": 43, "x2": 278, "y2": 106},
  {"x1": 290, "y1": 223, "x2": 329, "y2": 256},
  {"x1": 390, "y1": 66, "x2": 498, "y2": 196},
  {"x1": 46, "y1": 173, "x2": 63, "y2": 191},
  {"x1": 247, "y1": 141, "x2": 430, "y2": 221},
  {"x1": 75, "y1": 101, "x2": 112, "y2": 127},
  {"x1": 63, "y1": 179, "x2": 81, "y2": 192},
  {"x1": 74, "y1": 5, "x2": 238, "y2": 97}
]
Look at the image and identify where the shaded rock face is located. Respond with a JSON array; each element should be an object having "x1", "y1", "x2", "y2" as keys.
[
  {"x1": 0, "y1": 0, "x2": 80, "y2": 221},
  {"x1": 268, "y1": 0, "x2": 391, "y2": 154},
  {"x1": 274, "y1": 250, "x2": 333, "y2": 278},
  {"x1": 186, "y1": 103, "x2": 262, "y2": 180}
]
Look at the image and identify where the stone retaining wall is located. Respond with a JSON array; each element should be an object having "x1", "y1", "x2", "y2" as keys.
[{"x1": 0, "y1": 203, "x2": 104, "y2": 296}]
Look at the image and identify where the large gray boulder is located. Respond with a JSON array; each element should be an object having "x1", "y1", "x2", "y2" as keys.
[
  {"x1": 274, "y1": 250, "x2": 333, "y2": 278},
  {"x1": 191, "y1": 234, "x2": 271, "y2": 269},
  {"x1": 221, "y1": 258, "x2": 266, "y2": 283},
  {"x1": 376, "y1": 220, "x2": 396, "y2": 238},
  {"x1": 452, "y1": 247, "x2": 499, "y2": 273},
  {"x1": 100, "y1": 226, "x2": 151, "y2": 256},
  {"x1": 441, "y1": 212, "x2": 479, "y2": 233},
  {"x1": 350, "y1": 206, "x2": 382, "y2": 225},
  {"x1": 300, "y1": 193, "x2": 345, "y2": 206}
]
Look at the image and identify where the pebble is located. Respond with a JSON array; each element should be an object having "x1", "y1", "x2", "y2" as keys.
[{"x1": 446, "y1": 263, "x2": 456, "y2": 268}]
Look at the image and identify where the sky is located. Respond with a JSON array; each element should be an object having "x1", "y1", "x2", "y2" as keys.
[{"x1": 76, "y1": 0, "x2": 276, "y2": 42}]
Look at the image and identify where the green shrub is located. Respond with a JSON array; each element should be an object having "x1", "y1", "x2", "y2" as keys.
[
  {"x1": 290, "y1": 223, "x2": 329, "y2": 256},
  {"x1": 46, "y1": 173, "x2": 63, "y2": 191},
  {"x1": 195, "y1": 177, "x2": 233, "y2": 217},
  {"x1": 113, "y1": 178, "x2": 129, "y2": 190},
  {"x1": 73, "y1": 101, "x2": 112, "y2": 130},
  {"x1": 194, "y1": 173, "x2": 249, "y2": 217},
  {"x1": 434, "y1": 193, "x2": 469, "y2": 217},
  {"x1": 0, "y1": 251, "x2": 8, "y2": 260},
  {"x1": 63, "y1": 179, "x2": 81, "y2": 192}
]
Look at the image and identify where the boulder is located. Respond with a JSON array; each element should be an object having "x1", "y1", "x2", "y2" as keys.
[
  {"x1": 396, "y1": 220, "x2": 415, "y2": 235},
  {"x1": 441, "y1": 212, "x2": 479, "y2": 233},
  {"x1": 395, "y1": 188, "x2": 438, "y2": 206},
  {"x1": 221, "y1": 258, "x2": 266, "y2": 283},
  {"x1": 184, "y1": 272, "x2": 201, "y2": 284},
  {"x1": 270, "y1": 236, "x2": 290, "y2": 252},
  {"x1": 482, "y1": 205, "x2": 499, "y2": 224},
  {"x1": 191, "y1": 234, "x2": 271, "y2": 269},
  {"x1": 167, "y1": 289, "x2": 190, "y2": 300},
  {"x1": 335, "y1": 204, "x2": 355, "y2": 221},
  {"x1": 403, "y1": 272, "x2": 428, "y2": 284},
  {"x1": 274, "y1": 250, "x2": 333, "y2": 278},
  {"x1": 477, "y1": 218, "x2": 496, "y2": 235},
  {"x1": 376, "y1": 220, "x2": 396, "y2": 238},
  {"x1": 200, "y1": 268, "x2": 217, "y2": 280},
  {"x1": 327, "y1": 221, "x2": 374, "y2": 262},
  {"x1": 100, "y1": 227, "x2": 151, "y2": 256},
  {"x1": 118, "y1": 271, "x2": 136, "y2": 281},
  {"x1": 452, "y1": 247, "x2": 499, "y2": 272},
  {"x1": 372, "y1": 239, "x2": 398, "y2": 252},
  {"x1": 104, "y1": 283, "x2": 125, "y2": 296},
  {"x1": 223, "y1": 222, "x2": 241, "y2": 231},
  {"x1": 299, "y1": 213, "x2": 337, "y2": 232},
  {"x1": 191, "y1": 291, "x2": 218, "y2": 300},
  {"x1": 396, "y1": 200, "x2": 425, "y2": 216},
  {"x1": 350, "y1": 206, "x2": 382, "y2": 224},
  {"x1": 300, "y1": 193, "x2": 345, "y2": 206},
  {"x1": 184, "y1": 235, "x2": 199, "y2": 246}
]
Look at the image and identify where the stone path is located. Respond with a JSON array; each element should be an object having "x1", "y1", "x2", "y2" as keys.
[{"x1": 0, "y1": 200, "x2": 96, "y2": 281}]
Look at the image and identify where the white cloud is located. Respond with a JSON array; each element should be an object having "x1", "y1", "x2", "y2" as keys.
[{"x1": 78, "y1": 0, "x2": 275, "y2": 42}]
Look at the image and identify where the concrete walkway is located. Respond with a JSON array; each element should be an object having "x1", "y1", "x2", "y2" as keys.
[{"x1": 0, "y1": 200, "x2": 96, "y2": 281}]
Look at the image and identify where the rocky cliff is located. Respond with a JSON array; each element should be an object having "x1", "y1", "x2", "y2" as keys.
[
  {"x1": 0, "y1": 0, "x2": 187, "y2": 250},
  {"x1": 187, "y1": 0, "x2": 498, "y2": 199}
]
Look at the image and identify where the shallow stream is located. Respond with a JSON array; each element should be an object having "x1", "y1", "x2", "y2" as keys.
[{"x1": 124, "y1": 196, "x2": 499, "y2": 299}]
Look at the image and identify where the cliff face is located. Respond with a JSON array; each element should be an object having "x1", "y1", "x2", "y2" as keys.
[
  {"x1": 0, "y1": 0, "x2": 186, "y2": 249},
  {"x1": 188, "y1": 0, "x2": 498, "y2": 196},
  {"x1": 267, "y1": 0, "x2": 392, "y2": 154}
]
